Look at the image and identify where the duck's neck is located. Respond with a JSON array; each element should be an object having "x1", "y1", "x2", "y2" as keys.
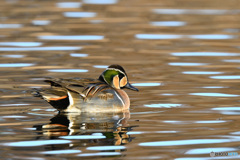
[{"x1": 116, "y1": 89, "x2": 130, "y2": 110}]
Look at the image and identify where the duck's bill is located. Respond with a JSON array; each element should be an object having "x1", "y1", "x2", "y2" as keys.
[{"x1": 125, "y1": 83, "x2": 139, "y2": 92}]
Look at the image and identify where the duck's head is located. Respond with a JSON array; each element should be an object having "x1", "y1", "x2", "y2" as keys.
[{"x1": 99, "y1": 64, "x2": 139, "y2": 91}]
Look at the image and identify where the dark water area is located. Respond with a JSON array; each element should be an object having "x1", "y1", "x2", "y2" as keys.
[{"x1": 1, "y1": 0, "x2": 240, "y2": 159}]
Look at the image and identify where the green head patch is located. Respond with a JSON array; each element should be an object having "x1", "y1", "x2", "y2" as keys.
[{"x1": 103, "y1": 69, "x2": 122, "y2": 85}]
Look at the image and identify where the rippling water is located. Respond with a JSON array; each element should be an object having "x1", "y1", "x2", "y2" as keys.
[{"x1": 1, "y1": 0, "x2": 240, "y2": 159}]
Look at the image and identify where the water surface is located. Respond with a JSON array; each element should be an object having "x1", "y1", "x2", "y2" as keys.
[{"x1": 1, "y1": 0, "x2": 240, "y2": 159}]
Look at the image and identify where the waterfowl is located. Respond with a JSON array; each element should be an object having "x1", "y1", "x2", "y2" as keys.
[{"x1": 35, "y1": 64, "x2": 138, "y2": 112}]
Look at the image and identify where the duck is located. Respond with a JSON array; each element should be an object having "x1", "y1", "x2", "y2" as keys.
[{"x1": 34, "y1": 64, "x2": 139, "y2": 113}]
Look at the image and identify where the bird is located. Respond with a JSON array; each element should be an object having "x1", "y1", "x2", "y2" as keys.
[{"x1": 34, "y1": 64, "x2": 139, "y2": 113}]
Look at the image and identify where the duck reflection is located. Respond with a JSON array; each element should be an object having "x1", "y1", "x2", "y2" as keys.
[{"x1": 35, "y1": 110, "x2": 135, "y2": 147}]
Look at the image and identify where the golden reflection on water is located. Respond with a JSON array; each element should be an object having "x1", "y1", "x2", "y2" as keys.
[{"x1": 1, "y1": 0, "x2": 240, "y2": 159}]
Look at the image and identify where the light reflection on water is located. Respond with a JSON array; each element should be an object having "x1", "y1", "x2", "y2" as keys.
[
  {"x1": 82, "y1": 0, "x2": 118, "y2": 4},
  {"x1": 136, "y1": 34, "x2": 234, "y2": 40},
  {"x1": 189, "y1": 93, "x2": 239, "y2": 97},
  {"x1": 153, "y1": 9, "x2": 240, "y2": 15},
  {"x1": 93, "y1": 65, "x2": 108, "y2": 68},
  {"x1": 41, "y1": 150, "x2": 82, "y2": 155},
  {"x1": 223, "y1": 59, "x2": 240, "y2": 63},
  {"x1": 182, "y1": 71, "x2": 223, "y2": 75},
  {"x1": 38, "y1": 35, "x2": 104, "y2": 40},
  {"x1": 2, "y1": 54, "x2": 25, "y2": 58},
  {"x1": 189, "y1": 34, "x2": 235, "y2": 39},
  {"x1": 0, "y1": 46, "x2": 82, "y2": 51},
  {"x1": 150, "y1": 21, "x2": 186, "y2": 27},
  {"x1": 185, "y1": 147, "x2": 237, "y2": 154},
  {"x1": 212, "y1": 107, "x2": 240, "y2": 115},
  {"x1": 56, "y1": 2, "x2": 82, "y2": 8},
  {"x1": 60, "y1": 135, "x2": 106, "y2": 140},
  {"x1": 70, "y1": 53, "x2": 88, "y2": 57},
  {"x1": 212, "y1": 107, "x2": 240, "y2": 111},
  {"x1": 0, "y1": 63, "x2": 34, "y2": 67},
  {"x1": 168, "y1": 62, "x2": 208, "y2": 66},
  {"x1": 172, "y1": 52, "x2": 240, "y2": 56},
  {"x1": 63, "y1": 12, "x2": 97, "y2": 18},
  {"x1": 78, "y1": 152, "x2": 121, "y2": 157},
  {"x1": 32, "y1": 20, "x2": 51, "y2": 26},
  {"x1": 4, "y1": 140, "x2": 71, "y2": 147},
  {"x1": 144, "y1": 103, "x2": 182, "y2": 108},
  {"x1": 210, "y1": 75, "x2": 240, "y2": 79},
  {"x1": 0, "y1": 42, "x2": 42, "y2": 47},
  {"x1": 135, "y1": 34, "x2": 183, "y2": 39},
  {"x1": 202, "y1": 86, "x2": 226, "y2": 89},
  {"x1": 132, "y1": 82, "x2": 161, "y2": 86},
  {"x1": 139, "y1": 139, "x2": 235, "y2": 147},
  {"x1": 48, "y1": 69, "x2": 88, "y2": 73},
  {"x1": 0, "y1": 24, "x2": 23, "y2": 28},
  {"x1": 87, "y1": 146, "x2": 126, "y2": 150}
]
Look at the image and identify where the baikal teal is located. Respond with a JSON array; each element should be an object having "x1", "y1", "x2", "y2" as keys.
[{"x1": 34, "y1": 64, "x2": 139, "y2": 112}]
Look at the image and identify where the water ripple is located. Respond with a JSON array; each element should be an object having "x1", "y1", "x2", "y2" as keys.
[
  {"x1": 172, "y1": 52, "x2": 240, "y2": 56},
  {"x1": 210, "y1": 75, "x2": 240, "y2": 79},
  {"x1": 212, "y1": 107, "x2": 240, "y2": 115},
  {"x1": 223, "y1": 59, "x2": 240, "y2": 63},
  {"x1": 153, "y1": 9, "x2": 240, "y2": 15},
  {"x1": 150, "y1": 21, "x2": 186, "y2": 27},
  {"x1": 194, "y1": 120, "x2": 226, "y2": 124},
  {"x1": 83, "y1": 0, "x2": 118, "y2": 4},
  {"x1": 63, "y1": 12, "x2": 97, "y2": 18},
  {"x1": 135, "y1": 34, "x2": 183, "y2": 39},
  {"x1": 38, "y1": 35, "x2": 104, "y2": 40},
  {"x1": 212, "y1": 107, "x2": 240, "y2": 111},
  {"x1": 0, "y1": 63, "x2": 34, "y2": 67},
  {"x1": 1, "y1": 115, "x2": 27, "y2": 118},
  {"x1": 32, "y1": 20, "x2": 51, "y2": 26},
  {"x1": 70, "y1": 53, "x2": 88, "y2": 57},
  {"x1": 144, "y1": 103, "x2": 182, "y2": 108},
  {"x1": 0, "y1": 42, "x2": 42, "y2": 47},
  {"x1": 3, "y1": 140, "x2": 71, "y2": 147},
  {"x1": 189, "y1": 34, "x2": 235, "y2": 39},
  {"x1": 0, "y1": 46, "x2": 82, "y2": 51},
  {"x1": 48, "y1": 69, "x2": 88, "y2": 73},
  {"x1": 56, "y1": 2, "x2": 82, "y2": 8},
  {"x1": 41, "y1": 150, "x2": 81, "y2": 154},
  {"x1": 93, "y1": 65, "x2": 108, "y2": 68},
  {"x1": 202, "y1": 86, "x2": 226, "y2": 89},
  {"x1": 60, "y1": 134, "x2": 106, "y2": 139},
  {"x1": 132, "y1": 83, "x2": 161, "y2": 87},
  {"x1": 87, "y1": 146, "x2": 126, "y2": 150},
  {"x1": 0, "y1": 24, "x2": 23, "y2": 28},
  {"x1": 190, "y1": 93, "x2": 239, "y2": 97},
  {"x1": 169, "y1": 62, "x2": 208, "y2": 66},
  {"x1": 78, "y1": 152, "x2": 121, "y2": 157},
  {"x1": 2, "y1": 55, "x2": 25, "y2": 58},
  {"x1": 139, "y1": 139, "x2": 234, "y2": 147},
  {"x1": 183, "y1": 71, "x2": 223, "y2": 75},
  {"x1": 185, "y1": 147, "x2": 237, "y2": 154}
]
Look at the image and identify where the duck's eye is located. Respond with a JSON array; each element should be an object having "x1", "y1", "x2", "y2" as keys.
[{"x1": 120, "y1": 76, "x2": 127, "y2": 87}]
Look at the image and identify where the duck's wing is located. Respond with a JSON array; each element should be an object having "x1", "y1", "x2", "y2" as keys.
[
  {"x1": 44, "y1": 78, "x2": 110, "y2": 99},
  {"x1": 36, "y1": 87, "x2": 68, "y2": 101}
]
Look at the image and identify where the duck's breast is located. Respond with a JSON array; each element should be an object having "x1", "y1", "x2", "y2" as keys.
[{"x1": 80, "y1": 89, "x2": 130, "y2": 112}]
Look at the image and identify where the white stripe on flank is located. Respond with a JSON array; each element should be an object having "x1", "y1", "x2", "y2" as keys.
[
  {"x1": 65, "y1": 91, "x2": 81, "y2": 112},
  {"x1": 67, "y1": 91, "x2": 74, "y2": 107},
  {"x1": 114, "y1": 90, "x2": 125, "y2": 106}
]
